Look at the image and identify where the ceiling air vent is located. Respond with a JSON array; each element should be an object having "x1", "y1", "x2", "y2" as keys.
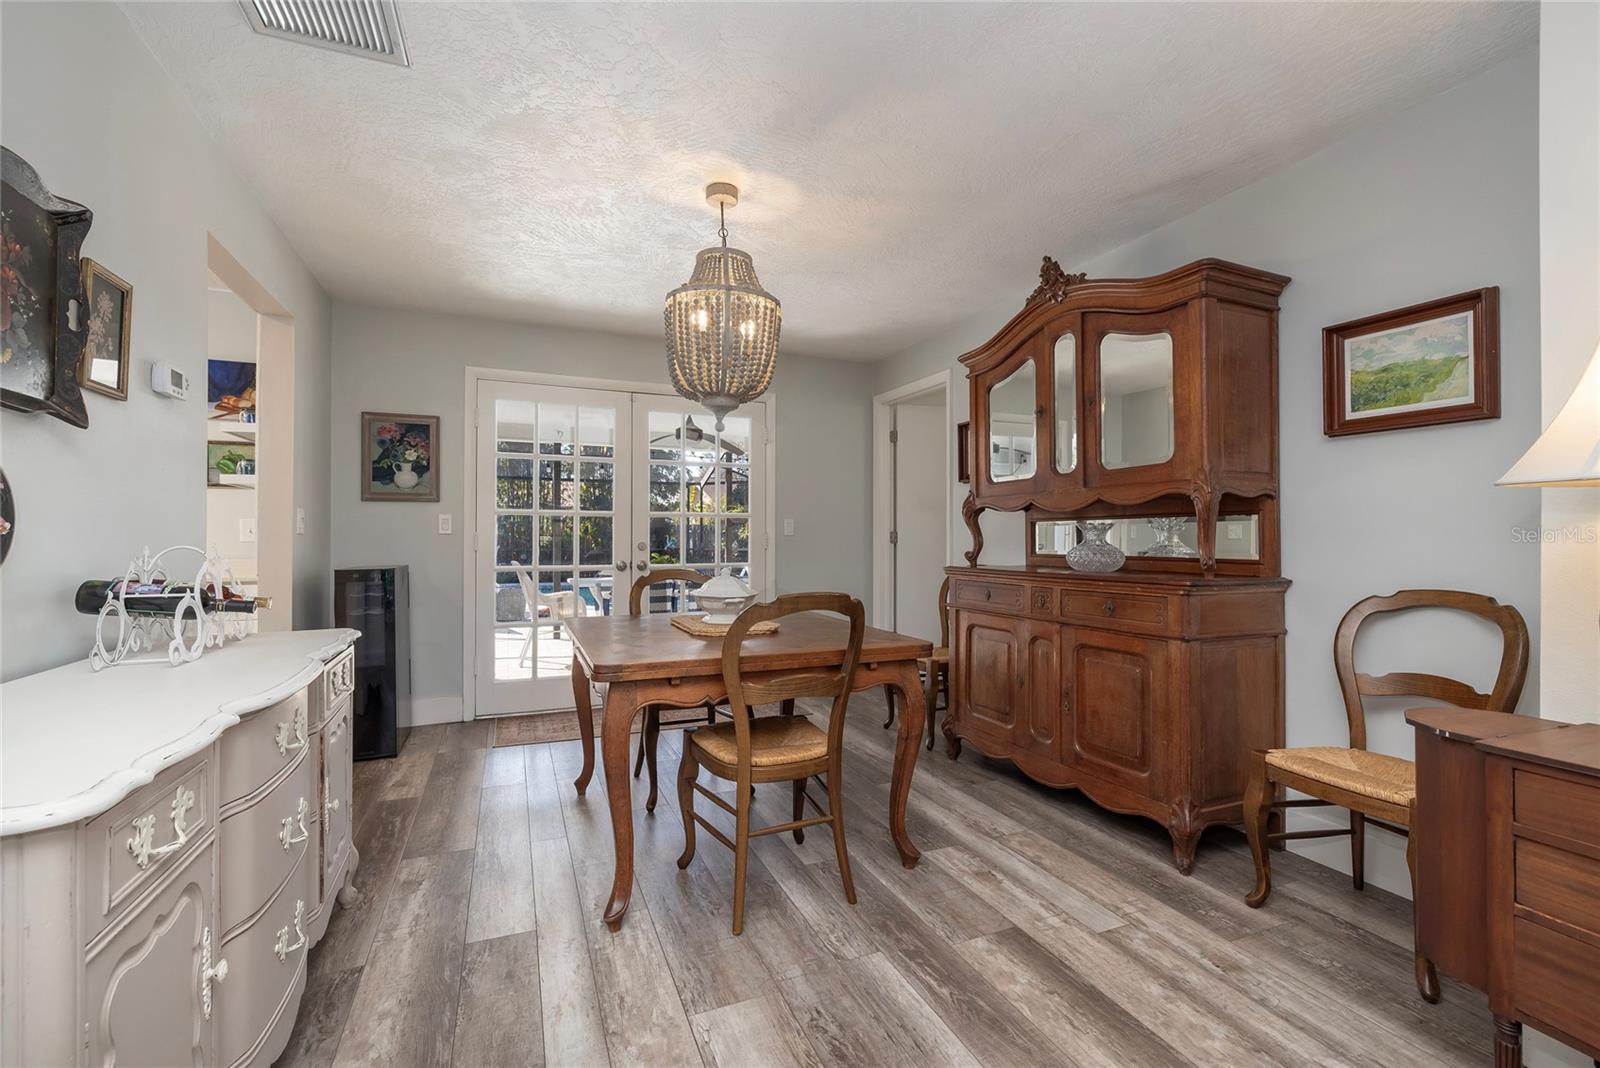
[{"x1": 238, "y1": 1, "x2": 409, "y2": 67}]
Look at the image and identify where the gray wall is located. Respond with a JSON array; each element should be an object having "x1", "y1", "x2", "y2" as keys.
[
  {"x1": 330, "y1": 302, "x2": 874, "y2": 722},
  {"x1": 874, "y1": 49, "x2": 1543, "y2": 896},
  {"x1": 0, "y1": 2, "x2": 333, "y2": 680}
]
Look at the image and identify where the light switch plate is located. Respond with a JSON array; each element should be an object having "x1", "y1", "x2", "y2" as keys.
[
  {"x1": 783, "y1": 518, "x2": 795, "y2": 536},
  {"x1": 295, "y1": 508, "x2": 306, "y2": 535},
  {"x1": 437, "y1": 514, "x2": 452, "y2": 535}
]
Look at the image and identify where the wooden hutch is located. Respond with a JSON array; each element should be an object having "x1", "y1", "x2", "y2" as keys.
[{"x1": 944, "y1": 257, "x2": 1291, "y2": 872}]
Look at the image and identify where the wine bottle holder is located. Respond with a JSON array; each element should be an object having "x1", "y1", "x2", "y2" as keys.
[{"x1": 89, "y1": 546, "x2": 253, "y2": 671}]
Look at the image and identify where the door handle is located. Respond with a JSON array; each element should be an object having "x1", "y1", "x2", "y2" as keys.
[
  {"x1": 636, "y1": 560, "x2": 650, "y2": 572},
  {"x1": 614, "y1": 561, "x2": 629, "y2": 572}
]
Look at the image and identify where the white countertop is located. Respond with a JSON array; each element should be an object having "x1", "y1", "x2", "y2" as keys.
[{"x1": 1, "y1": 629, "x2": 358, "y2": 836}]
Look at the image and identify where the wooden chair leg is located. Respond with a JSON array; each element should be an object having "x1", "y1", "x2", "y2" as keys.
[
  {"x1": 792, "y1": 779, "x2": 807, "y2": 844},
  {"x1": 1243, "y1": 750, "x2": 1274, "y2": 908},
  {"x1": 732, "y1": 774, "x2": 752, "y2": 935},
  {"x1": 1350, "y1": 811, "x2": 1366, "y2": 891},
  {"x1": 1406, "y1": 802, "x2": 1440, "y2": 1003},
  {"x1": 882, "y1": 686, "x2": 896, "y2": 729},
  {"x1": 704, "y1": 702, "x2": 715, "y2": 724},
  {"x1": 643, "y1": 709, "x2": 661, "y2": 813},
  {"x1": 827, "y1": 757, "x2": 856, "y2": 904},
  {"x1": 675, "y1": 745, "x2": 698, "y2": 870},
  {"x1": 924, "y1": 662, "x2": 941, "y2": 752}
]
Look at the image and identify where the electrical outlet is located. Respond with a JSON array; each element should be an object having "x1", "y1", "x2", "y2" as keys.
[
  {"x1": 239, "y1": 518, "x2": 257, "y2": 543},
  {"x1": 437, "y1": 514, "x2": 453, "y2": 535},
  {"x1": 783, "y1": 518, "x2": 795, "y2": 536},
  {"x1": 295, "y1": 508, "x2": 306, "y2": 535}
]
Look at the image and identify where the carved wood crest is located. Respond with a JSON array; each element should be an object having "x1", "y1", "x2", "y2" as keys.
[{"x1": 1025, "y1": 256, "x2": 1087, "y2": 307}]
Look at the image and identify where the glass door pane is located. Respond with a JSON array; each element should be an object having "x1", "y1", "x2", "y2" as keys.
[
  {"x1": 477, "y1": 382, "x2": 631, "y2": 715},
  {"x1": 633, "y1": 400, "x2": 766, "y2": 615}
]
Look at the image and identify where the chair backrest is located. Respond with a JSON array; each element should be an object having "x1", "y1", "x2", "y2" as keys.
[
  {"x1": 934, "y1": 575, "x2": 951, "y2": 647},
  {"x1": 512, "y1": 562, "x2": 540, "y2": 605},
  {"x1": 720, "y1": 593, "x2": 866, "y2": 775},
  {"x1": 628, "y1": 567, "x2": 709, "y2": 615},
  {"x1": 1333, "y1": 589, "x2": 1530, "y2": 750}
]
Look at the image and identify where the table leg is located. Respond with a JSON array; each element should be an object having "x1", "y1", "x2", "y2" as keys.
[
  {"x1": 601, "y1": 681, "x2": 639, "y2": 930},
  {"x1": 572, "y1": 657, "x2": 595, "y2": 796},
  {"x1": 886, "y1": 661, "x2": 924, "y2": 868}
]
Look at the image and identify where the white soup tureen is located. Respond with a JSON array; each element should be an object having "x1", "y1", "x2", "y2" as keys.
[{"x1": 696, "y1": 570, "x2": 757, "y2": 624}]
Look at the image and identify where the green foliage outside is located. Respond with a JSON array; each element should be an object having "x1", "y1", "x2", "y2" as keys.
[{"x1": 1348, "y1": 355, "x2": 1466, "y2": 413}]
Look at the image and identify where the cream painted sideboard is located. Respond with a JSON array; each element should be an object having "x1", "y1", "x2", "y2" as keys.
[{"x1": 0, "y1": 629, "x2": 361, "y2": 1067}]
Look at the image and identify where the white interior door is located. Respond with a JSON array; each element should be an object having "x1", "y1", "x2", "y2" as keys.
[
  {"x1": 632, "y1": 398, "x2": 767, "y2": 610},
  {"x1": 475, "y1": 381, "x2": 633, "y2": 714},
  {"x1": 892, "y1": 402, "x2": 946, "y2": 642}
]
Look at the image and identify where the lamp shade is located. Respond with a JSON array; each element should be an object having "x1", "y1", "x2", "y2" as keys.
[{"x1": 1498, "y1": 339, "x2": 1600, "y2": 487}]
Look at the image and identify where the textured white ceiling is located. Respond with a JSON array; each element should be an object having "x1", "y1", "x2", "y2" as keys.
[{"x1": 125, "y1": 2, "x2": 1535, "y2": 360}]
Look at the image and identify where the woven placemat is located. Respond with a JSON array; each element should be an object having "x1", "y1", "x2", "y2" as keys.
[{"x1": 671, "y1": 613, "x2": 779, "y2": 637}]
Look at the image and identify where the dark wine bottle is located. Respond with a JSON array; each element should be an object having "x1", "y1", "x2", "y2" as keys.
[{"x1": 74, "y1": 579, "x2": 271, "y2": 617}]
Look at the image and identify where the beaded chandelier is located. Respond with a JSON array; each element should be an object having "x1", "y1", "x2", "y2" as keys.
[{"x1": 664, "y1": 183, "x2": 781, "y2": 430}]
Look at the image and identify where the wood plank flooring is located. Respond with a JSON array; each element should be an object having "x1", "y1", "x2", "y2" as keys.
[{"x1": 278, "y1": 694, "x2": 1494, "y2": 1068}]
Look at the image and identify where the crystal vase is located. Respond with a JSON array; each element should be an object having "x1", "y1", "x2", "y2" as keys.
[{"x1": 1065, "y1": 521, "x2": 1126, "y2": 573}]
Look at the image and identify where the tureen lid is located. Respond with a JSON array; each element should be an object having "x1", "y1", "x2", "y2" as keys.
[{"x1": 699, "y1": 568, "x2": 753, "y2": 599}]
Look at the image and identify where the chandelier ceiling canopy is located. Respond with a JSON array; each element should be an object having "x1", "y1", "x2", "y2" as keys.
[{"x1": 664, "y1": 182, "x2": 781, "y2": 430}]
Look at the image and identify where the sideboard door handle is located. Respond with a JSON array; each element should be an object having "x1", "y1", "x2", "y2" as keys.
[{"x1": 200, "y1": 926, "x2": 228, "y2": 1020}]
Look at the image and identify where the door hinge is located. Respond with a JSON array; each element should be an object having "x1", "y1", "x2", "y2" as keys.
[
  {"x1": 889, "y1": 530, "x2": 899, "y2": 545},
  {"x1": 889, "y1": 429, "x2": 898, "y2": 445}
]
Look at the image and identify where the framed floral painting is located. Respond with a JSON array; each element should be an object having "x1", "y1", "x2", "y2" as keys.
[
  {"x1": 79, "y1": 259, "x2": 131, "y2": 400},
  {"x1": 362, "y1": 412, "x2": 439, "y2": 502}
]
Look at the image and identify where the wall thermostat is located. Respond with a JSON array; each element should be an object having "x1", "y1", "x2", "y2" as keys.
[{"x1": 150, "y1": 362, "x2": 189, "y2": 400}]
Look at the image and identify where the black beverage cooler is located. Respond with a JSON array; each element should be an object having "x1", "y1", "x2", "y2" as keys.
[{"x1": 333, "y1": 566, "x2": 410, "y2": 760}]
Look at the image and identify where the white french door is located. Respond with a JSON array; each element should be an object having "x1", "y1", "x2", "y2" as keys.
[
  {"x1": 475, "y1": 381, "x2": 633, "y2": 715},
  {"x1": 631, "y1": 397, "x2": 766, "y2": 614},
  {"x1": 472, "y1": 381, "x2": 767, "y2": 716}
]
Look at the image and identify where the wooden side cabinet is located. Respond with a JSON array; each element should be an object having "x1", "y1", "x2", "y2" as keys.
[{"x1": 1481, "y1": 724, "x2": 1600, "y2": 1068}]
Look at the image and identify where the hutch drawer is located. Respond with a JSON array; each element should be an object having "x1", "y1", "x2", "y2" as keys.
[
  {"x1": 951, "y1": 577, "x2": 1025, "y2": 611},
  {"x1": 1061, "y1": 589, "x2": 1170, "y2": 632},
  {"x1": 221, "y1": 690, "x2": 309, "y2": 805},
  {"x1": 1513, "y1": 766, "x2": 1600, "y2": 847},
  {"x1": 79, "y1": 752, "x2": 211, "y2": 941},
  {"x1": 219, "y1": 747, "x2": 314, "y2": 934},
  {"x1": 218, "y1": 851, "x2": 312, "y2": 1068}
]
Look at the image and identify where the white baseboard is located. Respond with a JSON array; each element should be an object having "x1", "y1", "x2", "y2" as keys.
[{"x1": 409, "y1": 695, "x2": 464, "y2": 727}]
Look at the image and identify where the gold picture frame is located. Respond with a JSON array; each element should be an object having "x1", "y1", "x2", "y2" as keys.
[{"x1": 78, "y1": 258, "x2": 132, "y2": 400}]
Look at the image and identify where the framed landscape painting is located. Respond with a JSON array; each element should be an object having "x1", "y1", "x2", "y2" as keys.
[
  {"x1": 362, "y1": 411, "x2": 439, "y2": 502},
  {"x1": 1323, "y1": 288, "x2": 1499, "y2": 437}
]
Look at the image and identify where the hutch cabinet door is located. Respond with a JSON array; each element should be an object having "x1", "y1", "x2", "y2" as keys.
[
  {"x1": 973, "y1": 335, "x2": 1049, "y2": 503},
  {"x1": 1065, "y1": 628, "x2": 1168, "y2": 796},
  {"x1": 954, "y1": 610, "x2": 1023, "y2": 746},
  {"x1": 1013, "y1": 619, "x2": 1063, "y2": 762},
  {"x1": 1082, "y1": 307, "x2": 1197, "y2": 488},
  {"x1": 83, "y1": 840, "x2": 217, "y2": 1067}
]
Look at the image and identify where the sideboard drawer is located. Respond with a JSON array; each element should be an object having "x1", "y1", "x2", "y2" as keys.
[
  {"x1": 219, "y1": 749, "x2": 314, "y2": 934},
  {"x1": 217, "y1": 853, "x2": 312, "y2": 1068},
  {"x1": 79, "y1": 753, "x2": 211, "y2": 941},
  {"x1": 1511, "y1": 917, "x2": 1600, "y2": 1043},
  {"x1": 1514, "y1": 838, "x2": 1600, "y2": 939},
  {"x1": 221, "y1": 691, "x2": 309, "y2": 805},
  {"x1": 318, "y1": 648, "x2": 355, "y2": 727},
  {"x1": 1514, "y1": 767, "x2": 1600, "y2": 848},
  {"x1": 952, "y1": 579, "x2": 1024, "y2": 611},
  {"x1": 1062, "y1": 589, "x2": 1170, "y2": 630}
]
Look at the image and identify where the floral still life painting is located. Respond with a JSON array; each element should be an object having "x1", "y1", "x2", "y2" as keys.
[
  {"x1": 362, "y1": 412, "x2": 439, "y2": 502},
  {"x1": 1322, "y1": 288, "x2": 1499, "y2": 437},
  {"x1": 80, "y1": 259, "x2": 131, "y2": 399}
]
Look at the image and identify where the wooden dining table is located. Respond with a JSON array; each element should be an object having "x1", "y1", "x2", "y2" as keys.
[{"x1": 568, "y1": 611, "x2": 933, "y2": 929}]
